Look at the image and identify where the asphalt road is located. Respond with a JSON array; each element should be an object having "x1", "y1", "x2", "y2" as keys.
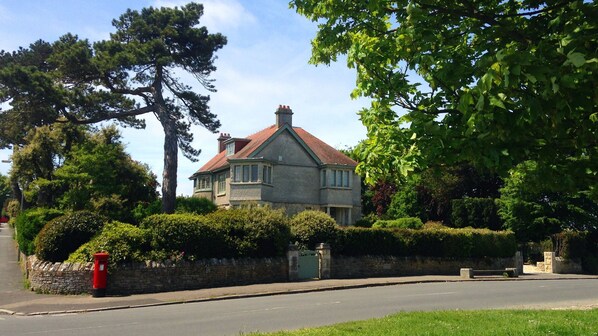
[{"x1": 1, "y1": 279, "x2": 597, "y2": 336}]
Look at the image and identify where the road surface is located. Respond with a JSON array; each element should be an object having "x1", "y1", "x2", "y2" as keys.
[{"x1": 1, "y1": 279, "x2": 597, "y2": 336}]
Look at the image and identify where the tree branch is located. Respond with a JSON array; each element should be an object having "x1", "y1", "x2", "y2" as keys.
[{"x1": 56, "y1": 105, "x2": 155, "y2": 124}]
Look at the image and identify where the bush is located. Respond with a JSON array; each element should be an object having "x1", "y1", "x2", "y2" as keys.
[
  {"x1": 141, "y1": 214, "x2": 224, "y2": 259},
  {"x1": 35, "y1": 211, "x2": 107, "y2": 262},
  {"x1": 175, "y1": 196, "x2": 217, "y2": 215},
  {"x1": 290, "y1": 210, "x2": 339, "y2": 250},
  {"x1": 335, "y1": 227, "x2": 404, "y2": 256},
  {"x1": 335, "y1": 226, "x2": 517, "y2": 258},
  {"x1": 132, "y1": 199, "x2": 162, "y2": 224},
  {"x1": 552, "y1": 231, "x2": 588, "y2": 260},
  {"x1": 354, "y1": 213, "x2": 377, "y2": 228},
  {"x1": 15, "y1": 208, "x2": 64, "y2": 255},
  {"x1": 68, "y1": 221, "x2": 150, "y2": 266},
  {"x1": 372, "y1": 217, "x2": 424, "y2": 230},
  {"x1": 203, "y1": 207, "x2": 291, "y2": 257},
  {"x1": 451, "y1": 198, "x2": 501, "y2": 230}
]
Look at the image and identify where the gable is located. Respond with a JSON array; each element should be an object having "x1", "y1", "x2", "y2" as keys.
[{"x1": 252, "y1": 127, "x2": 319, "y2": 166}]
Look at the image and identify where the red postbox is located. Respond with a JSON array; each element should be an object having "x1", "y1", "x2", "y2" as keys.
[{"x1": 93, "y1": 252, "x2": 109, "y2": 297}]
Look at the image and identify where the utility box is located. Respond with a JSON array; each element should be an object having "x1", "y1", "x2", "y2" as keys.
[{"x1": 93, "y1": 252, "x2": 109, "y2": 297}]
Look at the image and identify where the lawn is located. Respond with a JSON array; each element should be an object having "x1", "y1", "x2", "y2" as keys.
[{"x1": 249, "y1": 309, "x2": 598, "y2": 335}]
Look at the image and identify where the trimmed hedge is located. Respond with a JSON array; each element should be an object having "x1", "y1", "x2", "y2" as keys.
[
  {"x1": 290, "y1": 210, "x2": 339, "y2": 250},
  {"x1": 451, "y1": 198, "x2": 501, "y2": 230},
  {"x1": 68, "y1": 221, "x2": 150, "y2": 267},
  {"x1": 334, "y1": 227, "x2": 517, "y2": 258},
  {"x1": 35, "y1": 211, "x2": 107, "y2": 262},
  {"x1": 15, "y1": 208, "x2": 64, "y2": 255},
  {"x1": 373, "y1": 217, "x2": 424, "y2": 230},
  {"x1": 141, "y1": 214, "x2": 225, "y2": 259},
  {"x1": 141, "y1": 207, "x2": 291, "y2": 260}
]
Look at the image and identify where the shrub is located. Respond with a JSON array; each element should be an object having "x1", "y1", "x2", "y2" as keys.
[
  {"x1": 175, "y1": 196, "x2": 217, "y2": 215},
  {"x1": 35, "y1": 211, "x2": 107, "y2": 262},
  {"x1": 335, "y1": 227, "x2": 404, "y2": 256},
  {"x1": 334, "y1": 226, "x2": 517, "y2": 258},
  {"x1": 204, "y1": 207, "x2": 291, "y2": 257},
  {"x1": 372, "y1": 217, "x2": 424, "y2": 230},
  {"x1": 141, "y1": 214, "x2": 226, "y2": 259},
  {"x1": 6, "y1": 199, "x2": 20, "y2": 220},
  {"x1": 354, "y1": 213, "x2": 377, "y2": 228},
  {"x1": 15, "y1": 208, "x2": 64, "y2": 255},
  {"x1": 552, "y1": 231, "x2": 588, "y2": 260},
  {"x1": 451, "y1": 198, "x2": 501, "y2": 230},
  {"x1": 68, "y1": 221, "x2": 150, "y2": 266},
  {"x1": 290, "y1": 210, "x2": 339, "y2": 250},
  {"x1": 422, "y1": 221, "x2": 447, "y2": 230},
  {"x1": 132, "y1": 199, "x2": 162, "y2": 224}
]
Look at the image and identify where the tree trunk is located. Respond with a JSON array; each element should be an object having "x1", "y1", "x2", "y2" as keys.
[
  {"x1": 154, "y1": 66, "x2": 177, "y2": 214},
  {"x1": 161, "y1": 114, "x2": 178, "y2": 214}
]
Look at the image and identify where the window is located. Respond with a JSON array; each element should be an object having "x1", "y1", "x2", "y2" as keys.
[
  {"x1": 233, "y1": 166, "x2": 241, "y2": 182},
  {"x1": 242, "y1": 165, "x2": 250, "y2": 182},
  {"x1": 195, "y1": 176, "x2": 211, "y2": 190},
  {"x1": 251, "y1": 164, "x2": 258, "y2": 182},
  {"x1": 217, "y1": 173, "x2": 226, "y2": 195},
  {"x1": 263, "y1": 165, "x2": 272, "y2": 184},
  {"x1": 226, "y1": 142, "x2": 235, "y2": 156},
  {"x1": 322, "y1": 169, "x2": 351, "y2": 188},
  {"x1": 233, "y1": 164, "x2": 262, "y2": 183}
]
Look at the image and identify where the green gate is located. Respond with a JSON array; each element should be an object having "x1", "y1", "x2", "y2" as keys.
[{"x1": 298, "y1": 250, "x2": 319, "y2": 279}]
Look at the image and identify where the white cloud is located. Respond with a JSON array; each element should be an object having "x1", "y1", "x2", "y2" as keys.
[{"x1": 153, "y1": 0, "x2": 256, "y2": 32}]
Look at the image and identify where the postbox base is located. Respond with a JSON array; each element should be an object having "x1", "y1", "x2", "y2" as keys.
[{"x1": 92, "y1": 288, "x2": 106, "y2": 298}]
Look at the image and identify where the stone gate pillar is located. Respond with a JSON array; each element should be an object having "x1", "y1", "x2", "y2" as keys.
[
  {"x1": 544, "y1": 252, "x2": 555, "y2": 273},
  {"x1": 316, "y1": 243, "x2": 331, "y2": 279},
  {"x1": 287, "y1": 244, "x2": 299, "y2": 281}
]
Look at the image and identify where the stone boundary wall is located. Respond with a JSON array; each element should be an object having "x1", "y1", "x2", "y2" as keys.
[
  {"x1": 332, "y1": 255, "x2": 516, "y2": 278},
  {"x1": 27, "y1": 253, "x2": 517, "y2": 295},
  {"x1": 27, "y1": 256, "x2": 288, "y2": 295},
  {"x1": 540, "y1": 252, "x2": 583, "y2": 274}
]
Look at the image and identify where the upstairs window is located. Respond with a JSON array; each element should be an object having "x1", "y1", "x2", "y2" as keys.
[
  {"x1": 233, "y1": 164, "x2": 260, "y2": 183},
  {"x1": 226, "y1": 142, "x2": 235, "y2": 156},
  {"x1": 323, "y1": 169, "x2": 351, "y2": 188},
  {"x1": 263, "y1": 165, "x2": 272, "y2": 184}
]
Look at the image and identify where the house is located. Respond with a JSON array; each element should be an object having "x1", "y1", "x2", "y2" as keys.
[{"x1": 190, "y1": 105, "x2": 362, "y2": 225}]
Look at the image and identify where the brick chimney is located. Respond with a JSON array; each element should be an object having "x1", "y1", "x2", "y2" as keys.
[
  {"x1": 275, "y1": 105, "x2": 293, "y2": 128},
  {"x1": 217, "y1": 133, "x2": 231, "y2": 153}
]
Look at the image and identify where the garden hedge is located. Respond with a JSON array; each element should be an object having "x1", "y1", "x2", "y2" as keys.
[
  {"x1": 334, "y1": 227, "x2": 517, "y2": 258},
  {"x1": 35, "y1": 211, "x2": 107, "y2": 262},
  {"x1": 15, "y1": 208, "x2": 64, "y2": 255},
  {"x1": 372, "y1": 217, "x2": 424, "y2": 230}
]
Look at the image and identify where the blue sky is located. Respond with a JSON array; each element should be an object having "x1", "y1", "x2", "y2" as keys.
[{"x1": 0, "y1": 0, "x2": 369, "y2": 195}]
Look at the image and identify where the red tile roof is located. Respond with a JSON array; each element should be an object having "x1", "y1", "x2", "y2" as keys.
[{"x1": 193, "y1": 124, "x2": 357, "y2": 175}]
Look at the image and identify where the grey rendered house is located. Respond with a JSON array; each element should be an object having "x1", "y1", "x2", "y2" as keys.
[{"x1": 190, "y1": 105, "x2": 362, "y2": 225}]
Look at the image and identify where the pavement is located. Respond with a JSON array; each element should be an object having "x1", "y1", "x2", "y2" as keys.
[{"x1": 2, "y1": 221, "x2": 598, "y2": 316}]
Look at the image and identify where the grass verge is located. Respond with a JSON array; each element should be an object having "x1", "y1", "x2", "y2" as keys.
[{"x1": 249, "y1": 309, "x2": 598, "y2": 335}]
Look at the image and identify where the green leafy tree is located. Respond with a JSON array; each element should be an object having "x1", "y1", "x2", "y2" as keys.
[
  {"x1": 49, "y1": 126, "x2": 159, "y2": 221},
  {"x1": 388, "y1": 165, "x2": 501, "y2": 223},
  {"x1": 498, "y1": 161, "x2": 598, "y2": 242},
  {"x1": 1, "y1": 3, "x2": 227, "y2": 214},
  {"x1": 292, "y1": 0, "x2": 598, "y2": 197}
]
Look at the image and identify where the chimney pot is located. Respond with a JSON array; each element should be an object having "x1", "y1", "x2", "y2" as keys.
[{"x1": 275, "y1": 104, "x2": 293, "y2": 128}]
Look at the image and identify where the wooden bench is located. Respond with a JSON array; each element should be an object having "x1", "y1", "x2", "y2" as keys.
[{"x1": 460, "y1": 268, "x2": 518, "y2": 279}]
